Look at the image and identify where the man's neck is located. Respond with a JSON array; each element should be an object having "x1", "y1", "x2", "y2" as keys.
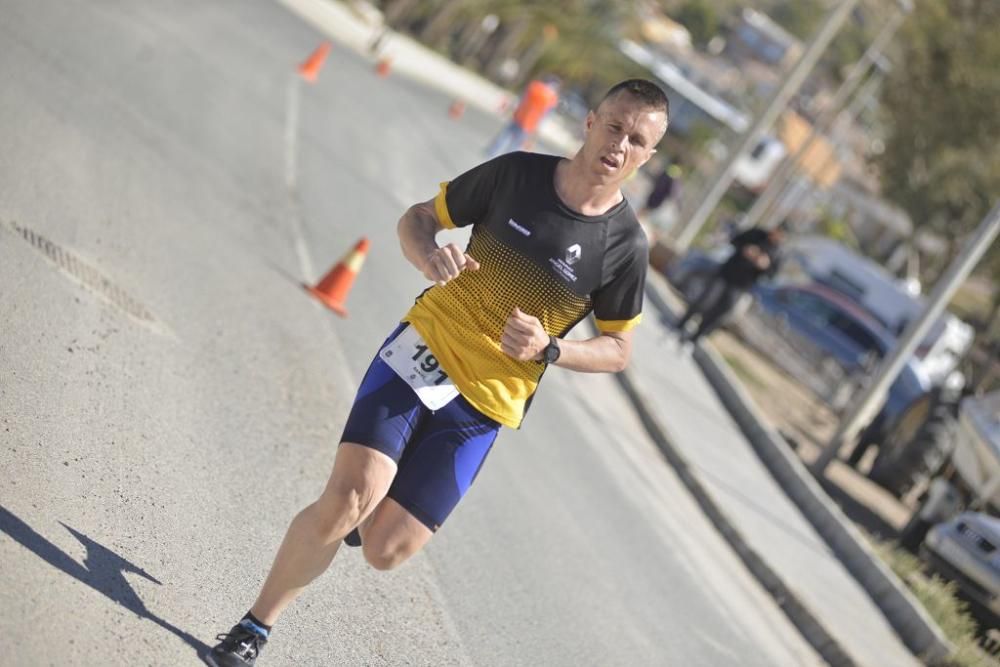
[{"x1": 554, "y1": 155, "x2": 623, "y2": 217}]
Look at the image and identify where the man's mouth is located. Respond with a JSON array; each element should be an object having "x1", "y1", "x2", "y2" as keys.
[{"x1": 600, "y1": 155, "x2": 620, "y2": 169}]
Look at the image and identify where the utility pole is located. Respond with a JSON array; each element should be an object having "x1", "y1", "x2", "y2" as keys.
[
  {"x1": 742, "y1": 3, "x2": 909, "y2": 231},
  {"x1": 672, "y1": 0, "x2": 862, "y2": 252},
  {"x1": 812, "y1": 201, "x2": 1000, "y2": 475}
]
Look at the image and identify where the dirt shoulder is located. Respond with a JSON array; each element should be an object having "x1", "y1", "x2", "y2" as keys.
[{"x1": 707, "y1": 328, "x2": 916, "y2": 539}]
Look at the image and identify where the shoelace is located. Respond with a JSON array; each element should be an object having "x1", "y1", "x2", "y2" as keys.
[{"x1": 215, "y1": 629, "x2": 264, "y2": 658}]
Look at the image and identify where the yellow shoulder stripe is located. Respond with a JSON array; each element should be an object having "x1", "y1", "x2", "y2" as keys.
[
  {"x1": 434, "y1": 182, "x2": 456, "y2": 229},
  {"x1": 595, "y1": 314, "x2": 642, "y2": 333}
]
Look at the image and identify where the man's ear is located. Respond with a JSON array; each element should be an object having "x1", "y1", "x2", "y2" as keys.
[
  {"x1": 637, "y1": 148, "x2": 657, "y2": 169},
  {"x1": 584, "y1": 110, "x2": 595, "y2": 133}
]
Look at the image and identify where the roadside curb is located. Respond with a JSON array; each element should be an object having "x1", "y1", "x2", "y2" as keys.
[
  {"x1": 609, "y1": 355, "x2": 858, "y2": 666},
  {"x1": 641, "y1": 274, "x2": 953, "y2": 664}
]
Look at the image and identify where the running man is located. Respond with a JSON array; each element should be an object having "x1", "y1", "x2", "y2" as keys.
[{"x1": 206, "y1": 79, "x2": 669, "y2": 666}]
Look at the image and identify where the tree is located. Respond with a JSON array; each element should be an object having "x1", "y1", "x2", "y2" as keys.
[
  {"x1": 876, "y1": 0, "x2": 1000, "y2": 319},
  {"x1": 876, "y1": 1, "x2": 1000, "y2": 246},
  {"x1": 387, "y1": 0, "x2": 647, "y2": 97},
  {"x1": 767, "y1": 0, "x2": 823, "y2": 40},
  {"x1": 674, "y1": 0, "x2": 718, "y2": 47}
]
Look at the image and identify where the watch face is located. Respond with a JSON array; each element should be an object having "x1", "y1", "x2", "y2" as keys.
[{"x1": 544, "y1": 340, "x2": 559, "y2": 363}]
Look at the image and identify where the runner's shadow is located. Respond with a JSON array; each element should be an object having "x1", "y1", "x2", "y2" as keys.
[{"x1": 0, "y1": 506, "x2": 210, "y2": 659}]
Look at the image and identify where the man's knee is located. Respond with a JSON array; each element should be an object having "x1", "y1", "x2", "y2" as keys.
[
  {"x1": 311, "y1": 480, "x2": 378, "y2": 538},
  {"x1": 361, "y1": 537, "x2": 417, "y2": 571},
  {"x1": 310, "y1": 444, "x2": 396, "y2": 539},
  {"x1": 359, "y1": 509, "x2": 430, "y2": 571}
]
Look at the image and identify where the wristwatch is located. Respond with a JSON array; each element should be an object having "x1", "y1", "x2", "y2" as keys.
[{"x1": 542, "y1": 335, "x2": 561, "y2": 364}]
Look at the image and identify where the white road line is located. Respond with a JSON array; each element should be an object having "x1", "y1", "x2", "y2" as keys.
[
  {"x1": 284, "y1": 76, "x2": 300, "y2": 191},
  {"x1": 282, "y1": 74, "x2": 356, "y2": 392}
]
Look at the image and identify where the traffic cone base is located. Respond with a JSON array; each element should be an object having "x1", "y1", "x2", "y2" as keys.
[
  {"x1": 305, "y1": 284, "x2": 349, "y2": 316},
  {"x1": 304, "y1": 237, "x2": 370, "y2": 317}
]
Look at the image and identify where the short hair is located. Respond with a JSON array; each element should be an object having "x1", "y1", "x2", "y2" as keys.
[
  {"x1": 598, "y1": 79, "x2": 670, "y2": 139},
  {"x1": 600, "y1": 79, "x2": 670, "y2": 118}
]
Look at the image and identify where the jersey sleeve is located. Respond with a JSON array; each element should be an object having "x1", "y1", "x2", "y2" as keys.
[
  {"x1": 434, "y1": 155, "x2": 506, "y2": 229},
  {"x1": 592, "y1": 230, "x2": 648, "y2": 333}
]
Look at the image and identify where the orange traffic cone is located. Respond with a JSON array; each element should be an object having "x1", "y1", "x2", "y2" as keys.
[
  {"x1": 304, "y1": 238, "x2": 369, "y2": 317},
  {"x1": 375, "y1": 57, "x2": 392, "y2": 78},
  {"x1": 448, "y1": 100, "x2": 466, "y2": 120},
  {"x1": 298, "y1": 42, "x2": 332, "y2": 83}
]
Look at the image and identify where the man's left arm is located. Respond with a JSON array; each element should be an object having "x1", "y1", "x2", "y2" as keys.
[{"x1": 501, "y1": 307, "x2": 631, "y2": 373}]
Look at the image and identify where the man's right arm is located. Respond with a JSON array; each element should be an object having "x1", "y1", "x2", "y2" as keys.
[{"x1": 397, "y1": 198, "x2": 479, "y2": 286}]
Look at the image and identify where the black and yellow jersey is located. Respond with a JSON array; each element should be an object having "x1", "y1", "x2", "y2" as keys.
[{"x1": 403, "y1": 151, "x2": 648, "y2": 428}]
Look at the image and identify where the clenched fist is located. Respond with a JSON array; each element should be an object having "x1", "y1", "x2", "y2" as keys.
[
  {"x1": 422, "y1": 243, "x2": 480, "y2": 286},
  {"x1": 501, "y1": 307, "x2": 549, "y2": 361}
]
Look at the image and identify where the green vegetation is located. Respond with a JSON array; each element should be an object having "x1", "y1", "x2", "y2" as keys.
[
  {"x1": 674, "y1": 0, "x2": 718, "y2": 47},
  {"x1": 817, "y1": 210, "x2": 859, "y2": 249},
  {"x1": 949, "y1": 282, "x2": 996, "y2": 325},
  {"x1": 765, "y1": 0, "x2": 823, "y2": 40},
  {"x1": 722, "y1": 353, "x2": 765, "y2": 390},
  {"x1": 876, "y1": 1, "x2": 1000, "y2": 294},
  {"x1": 870, "y1": 538, "x2": 988, "y2": 667},
  {"x1": 380, "y1": 0, "x2": 649, "y2": 99}
]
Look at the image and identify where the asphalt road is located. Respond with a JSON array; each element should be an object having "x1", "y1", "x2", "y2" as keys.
[{"x1": 1, "y1": 1, "x2": 820, "y2": 665}]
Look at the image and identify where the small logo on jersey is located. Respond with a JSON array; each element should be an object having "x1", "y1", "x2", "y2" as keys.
[
  {"x1": 565, "y1": 244, "x2": 582, "y2": 266},
  {"x1": 508, "y1": 218, "x2": 531, "y2": 237},
  {"x1": 549, "y1": 243, "x2": 582, "y2": 283}
]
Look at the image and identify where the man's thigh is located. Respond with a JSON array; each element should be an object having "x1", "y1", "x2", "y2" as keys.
[
  {"x1": 318, "y1": 442, "x2": 398, "y2": 516},
  {"x1": 383, "y1": 395, "x2": 501, "y2": 533},
  {"x1": 326, "y1": 322, "x2": 424, "y2": 515}
]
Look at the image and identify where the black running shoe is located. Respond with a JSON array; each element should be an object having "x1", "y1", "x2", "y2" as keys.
[
  {"x1": 343, "y1": 527, "x2": 362, "y2": 547},
  {"x1": 206, "y1": 623, "x2": 267, "y2": 667}
]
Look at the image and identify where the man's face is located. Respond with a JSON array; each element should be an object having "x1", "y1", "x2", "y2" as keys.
[{"x1": 582, "y1": 93, "x2": 666, "y2": 183}]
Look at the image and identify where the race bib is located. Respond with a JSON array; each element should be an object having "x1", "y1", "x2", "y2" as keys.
[{"x1": 380, "y1": 325, "x2": 460, "y2": 410}]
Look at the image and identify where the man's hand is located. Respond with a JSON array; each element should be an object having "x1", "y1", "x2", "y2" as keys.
[
  {"x1": 501, "y1": 307, "x2": 549, "y2": 361},
  {"x1": 421, "y1": 243, "x2": 480, "y2": 286},
  {"x1": 741, "y1": 244, "x2": 771, "y2": 270}
]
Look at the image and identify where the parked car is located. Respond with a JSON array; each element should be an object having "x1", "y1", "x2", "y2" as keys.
[
  {"x1": 740, "y1": 283, "x2": 931, "y2": 414},
  {"x1": 923, "y1": 511, "x2": 1000, "y2": 624},
  {"x1": 870, "y1": 389, "x2": 1000, "y2": 526},
  {"x1": 781, "y1": 237, "x2": 973, "y2": 386},
  {"x1": 668, "y1": 240, "x2": 950, "y2": 419}
]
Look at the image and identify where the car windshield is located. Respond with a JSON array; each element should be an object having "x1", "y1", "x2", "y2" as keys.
[
  {"x1": 829, "y1": 312, "x2": 884, "y2": 357},
  {"x1": 781, "y1": 290, "x2": 835, "y2": 325}
]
